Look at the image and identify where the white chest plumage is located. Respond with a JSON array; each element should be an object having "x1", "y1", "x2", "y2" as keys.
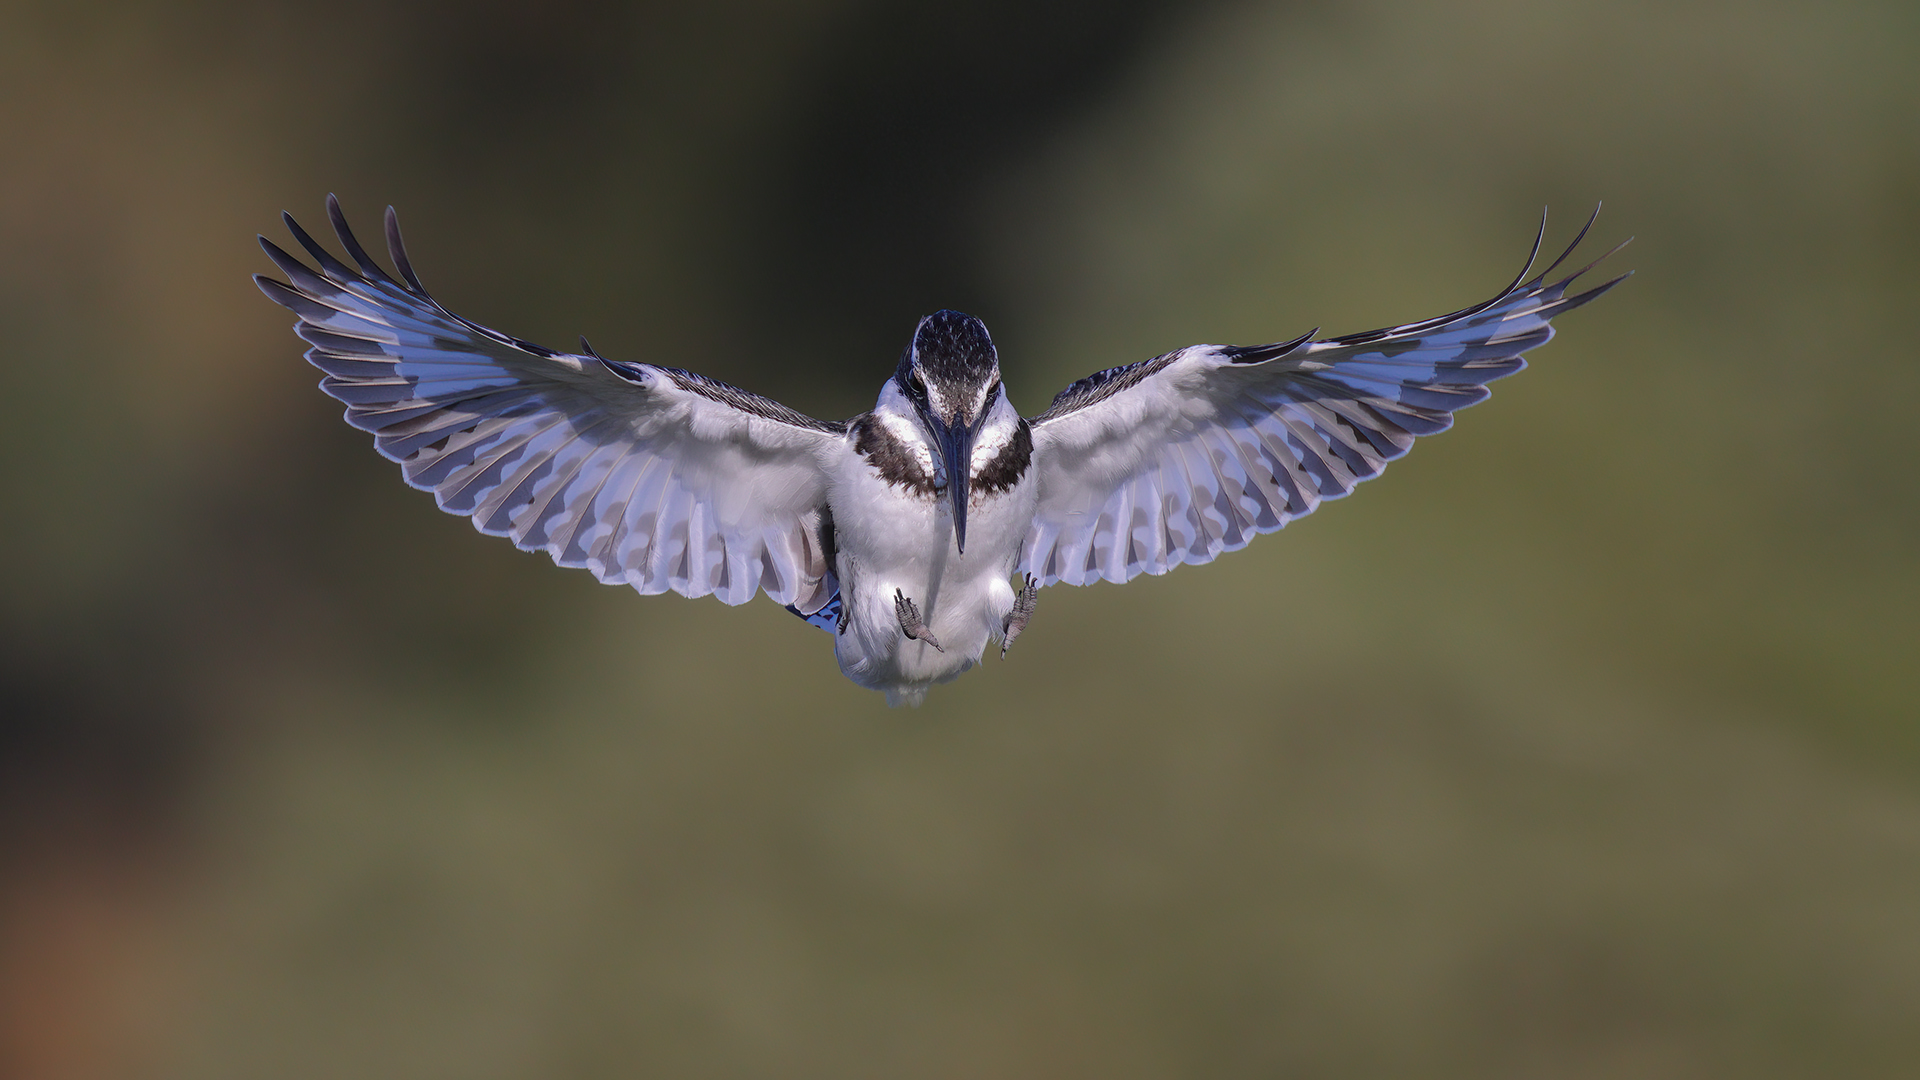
[{"x1": 826, "y1": 393, "x2": 1038, "y2": 706}]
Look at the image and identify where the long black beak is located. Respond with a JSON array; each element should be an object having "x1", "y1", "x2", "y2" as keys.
[{"x1": 931, "y1": 414, "x2": 978, "y2": 554}]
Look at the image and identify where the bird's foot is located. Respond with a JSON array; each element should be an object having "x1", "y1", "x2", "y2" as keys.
[
  {"x1": 1000, "y1": 574, "x2": 1039, "y2": 659},
  {"x1": 894, "y1": 589, "x2": 943, "y2": 652}
]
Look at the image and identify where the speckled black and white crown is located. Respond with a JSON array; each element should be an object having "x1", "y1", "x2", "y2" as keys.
[{"x1": 899, "y1": 309, "x2": 998, "y2": 420}]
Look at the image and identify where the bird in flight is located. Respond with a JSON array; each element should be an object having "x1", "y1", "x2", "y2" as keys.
[{"x1": 258, "y1": 198, "x2": 1627, "y2": 706}]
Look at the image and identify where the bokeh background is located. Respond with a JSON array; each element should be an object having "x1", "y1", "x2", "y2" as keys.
[{"x1": 3, "y1": 0, "x2": 1917, "y2": 1076}]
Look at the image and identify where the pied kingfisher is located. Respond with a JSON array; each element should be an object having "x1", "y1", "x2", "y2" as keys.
[{"x1": 258, "y1": 198, "x2": 1627, "y2": 706}]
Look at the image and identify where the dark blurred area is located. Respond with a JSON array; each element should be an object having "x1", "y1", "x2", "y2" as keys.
[{"x1": 1, "y1": 0, "x2": 1916, "y2": 1076}]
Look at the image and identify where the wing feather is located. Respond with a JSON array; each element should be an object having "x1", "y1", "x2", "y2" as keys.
[
  {"x1": 1023, "y1": 210, "x2": 1629, "y2": 587},
  {"x1": 257, "y1": 196, "x2": 845, "y2": 613}
]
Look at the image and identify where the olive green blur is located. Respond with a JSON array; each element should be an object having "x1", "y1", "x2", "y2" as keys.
[{"x1": 1, "y1": 0, "x2": 1916, "y2": 1077}]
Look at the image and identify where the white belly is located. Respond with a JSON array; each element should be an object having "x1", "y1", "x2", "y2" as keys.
[{"x1": 827, "y1": 450, "x2": 1037, "y2": 706}]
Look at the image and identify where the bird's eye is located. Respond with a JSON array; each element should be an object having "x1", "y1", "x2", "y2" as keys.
[{"x1": 907, "y1": 371, "x2": 926, "y2": 396}]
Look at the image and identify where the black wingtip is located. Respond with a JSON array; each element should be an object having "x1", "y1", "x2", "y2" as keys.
[
  {"x1": 1556, "y1": 235, "x2": 1635, "y2": 289},
  {"x1": 579, "y1": 335, "x2": 604, "y2": 359},
  {"x1": 1574, "y1": 269, "x2": 1634, "y2": 301},
  {"x1": 257, "y1": 235, "x2": 315, "y2": 283},
  {"x1": 1533, "y1": 202, "x2": 1604, "y2": 286},
  {"x1": 1500, "y1": 207, "x2": 1550, "y2": 298},
  {"x1": 383, "y1": 206, "x2": 431, "y2": 297},
  {"x1": 280, "y1": 207, "x2": 365, "y2": 286},
  {"x1": 1539, "y1": 269, "x2": 1634, "y2": 322},
  {"x1": 1223, "y1": 327, "x2": 1318, "y2": 364},
  {"x1": 324, "y1": 194, "x2": 401, "y2": 288}
]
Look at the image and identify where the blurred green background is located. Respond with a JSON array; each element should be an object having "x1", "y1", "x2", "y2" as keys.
[{"x1": 2, "y1": 0, "x2": 1917, "y2": 1076}]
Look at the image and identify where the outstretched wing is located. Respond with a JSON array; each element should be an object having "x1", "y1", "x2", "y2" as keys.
[
  {"x1": 256, "y1": 196, "x2": 844, "y2": 613},
  {"x1": 1020, "y1": 210, "x2": 1629, "y2": 588}
]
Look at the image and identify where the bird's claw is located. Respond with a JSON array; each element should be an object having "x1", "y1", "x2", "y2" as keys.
[
  {"x1": 1000, "y1": 573, "x2": 1039, "y2": 658},
  {"x1": 894, "y1": 588, "x2": 943, "y2": 652}
]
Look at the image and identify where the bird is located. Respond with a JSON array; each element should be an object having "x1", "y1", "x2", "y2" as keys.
[{"x1": 257, "y1": 197, "x2": 1628, "y2": 706}]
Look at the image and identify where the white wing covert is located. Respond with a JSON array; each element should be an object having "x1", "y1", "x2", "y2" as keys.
[
  {"x1": 256, "y1": 197, "x2": 843, "y2": 613},
  {"x1": 1021, "y1": 212, "x2": 1629, "y2": 588}
]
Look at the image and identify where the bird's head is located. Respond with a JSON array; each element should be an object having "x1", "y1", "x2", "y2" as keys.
[
  {"x1": 891, "y1": 310, "x2": 1003, "y2": 553},
  {"x1": 896, "y1": 309, "x2": 1001, "y2": 427}
]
